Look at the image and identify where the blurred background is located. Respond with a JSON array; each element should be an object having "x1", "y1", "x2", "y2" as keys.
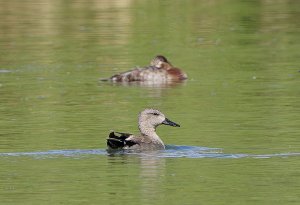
[{"x1": 0, "y1": 0, "x2": 299, "y2": 204}]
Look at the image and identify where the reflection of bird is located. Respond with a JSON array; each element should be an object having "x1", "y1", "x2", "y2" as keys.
[
  {"x1": 101, "y1": 55, "x2": 187, "y2": 82},
  {"x1": 107, "y1": 109, "x2": 180, "y2": 151}
]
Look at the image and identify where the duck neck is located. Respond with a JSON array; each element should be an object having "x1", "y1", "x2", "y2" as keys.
[
  {"x1": 139, "y1": 123, "x2": 163, "y2": 144},
  {"x1": 161, "y1": 62, "x2": 172, "y2": 70}
]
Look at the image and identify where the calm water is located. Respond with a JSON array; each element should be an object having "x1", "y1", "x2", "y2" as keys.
[{"x1": 0, "y1": 0, "x2": 300, "y2": 204}]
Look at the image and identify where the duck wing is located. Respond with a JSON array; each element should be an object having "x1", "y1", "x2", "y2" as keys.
[
  {"x1": 107, "y1": 131, "x2": 137, "y2": 149},
  {"x1": 109, "y1": 68, "x2": 143, "y2": 82},
  {"x1": 104, "y1": 66, "x2": 158, "y2": 82}
]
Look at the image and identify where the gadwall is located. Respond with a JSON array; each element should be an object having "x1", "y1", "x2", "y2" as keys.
[
  {"x1": 107, "y1": 108, "x2": 180, "y2": 151},
  {"x1": 101, "y1": 55, "x2": 187, "y2": 82}
]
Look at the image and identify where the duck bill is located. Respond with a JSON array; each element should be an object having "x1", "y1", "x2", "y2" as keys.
[{"x1": 162, "y1": 118, "x2": 180, "y2": 127}]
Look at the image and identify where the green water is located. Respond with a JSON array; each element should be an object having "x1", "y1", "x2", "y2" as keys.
[{"x1": 0, "y1": 0, "x2": 299, "y2": 204}]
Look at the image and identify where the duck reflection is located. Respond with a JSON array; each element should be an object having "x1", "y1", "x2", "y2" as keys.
[
  {"x1": 106, "y1": 152, "x2": 166, "y2": 203},
  {"x1": 139, "y1": 155, "x2": 166, "y2": 203}
]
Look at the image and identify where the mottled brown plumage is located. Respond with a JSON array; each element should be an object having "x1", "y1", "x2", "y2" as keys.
[{"x1": 102, "y1": 55, "x2": 187, "y2": 82}]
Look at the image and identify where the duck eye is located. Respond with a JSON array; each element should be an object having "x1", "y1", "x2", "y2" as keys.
[{"x1": 152, "y1": 113, "x2": 159, "y2": 116}]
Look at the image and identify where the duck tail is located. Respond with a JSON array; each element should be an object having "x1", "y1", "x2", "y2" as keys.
[
  {"x1": 106, "y1": 132, "x2": 131, "y2": 149},
  {"x1": 99, "y1": 74, "x2": 122, "y2": 82}
]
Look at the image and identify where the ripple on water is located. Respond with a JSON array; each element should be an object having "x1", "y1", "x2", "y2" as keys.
[
  {"x1": 0, "y1": 145, "x2": 299, "y2": 159},
  {"x1": 0, "y1": 69, "x2": 12, "y2": 73}
]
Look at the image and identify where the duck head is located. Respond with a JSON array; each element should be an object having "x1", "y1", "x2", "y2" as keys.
[
  {"x1": 138, "y1": 109, "x2": 180, "y2": 135},
  {"x1": 150, "y1": 55, "x2": 173, "y2": 70}
]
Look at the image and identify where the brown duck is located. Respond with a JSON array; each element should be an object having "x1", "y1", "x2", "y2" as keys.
[{"x1": 102, "y1": 55, "x2": 187, "y2": 82}]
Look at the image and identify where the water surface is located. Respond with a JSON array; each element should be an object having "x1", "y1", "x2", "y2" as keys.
[{"x1": 0, "y1": 0, "x2": 300, "y2": 204}]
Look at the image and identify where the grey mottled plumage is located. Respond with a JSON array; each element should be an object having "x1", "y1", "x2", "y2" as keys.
[{"x1": 107, "y1": 109, "x2": 180, "y2": 151}]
